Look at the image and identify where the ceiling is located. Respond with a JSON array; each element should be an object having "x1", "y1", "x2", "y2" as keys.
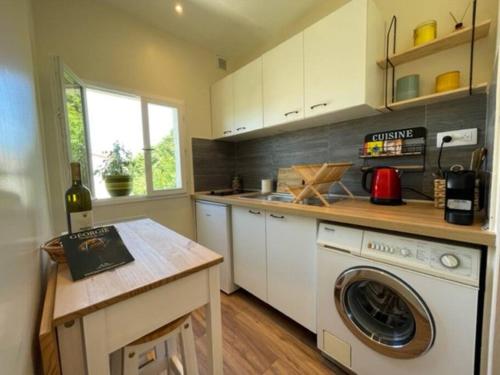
[{"x1": 100, "y1": 0, "x2": 346, "y2": 64}]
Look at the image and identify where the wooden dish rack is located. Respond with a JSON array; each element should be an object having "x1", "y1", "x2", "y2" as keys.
[{"x1": 286, "y1": 162, "x2": 354, "y2": 207}]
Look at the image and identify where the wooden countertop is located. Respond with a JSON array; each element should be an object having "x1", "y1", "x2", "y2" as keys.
[
  {"x1": 52, "y1": 219, "x2": 223, "y2": 326},
  {"x1": 193, "y1": 192, "x2": 496, "y2": 247}
]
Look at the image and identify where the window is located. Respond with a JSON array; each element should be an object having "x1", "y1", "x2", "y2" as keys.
[
  {"x1": 64, "y1": 72, "x2": 92, "y2": 189},
  {"x1": 61, "y1": 66, "x2": 185, "y2": 200}
]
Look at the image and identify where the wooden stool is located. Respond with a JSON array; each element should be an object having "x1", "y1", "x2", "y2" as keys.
[{"x1": 116, "y1": 314, "x2": 198, "y2": 375}]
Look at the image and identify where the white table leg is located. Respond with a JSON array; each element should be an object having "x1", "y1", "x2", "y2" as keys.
[
  {"x1": 83, "y1": 309, "x2": 111, "y2": 375},
  {"x1": 205, "y1": 266, "x2": 223, "y2": 375},
  {"x1": 57, "y1": 319, "x2": 86, "y2": 375}
]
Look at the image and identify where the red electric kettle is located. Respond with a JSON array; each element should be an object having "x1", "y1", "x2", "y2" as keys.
[{"x1": 362, "y1": 167, "x2": 403, "y2": 205}]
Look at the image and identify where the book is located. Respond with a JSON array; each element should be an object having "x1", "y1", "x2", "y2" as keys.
[
  {"x1": 60, "y1": 225, "x2": 134, "y2": 281},
  {"x1": 383, "y1": 139, "x2": 403, "y2": 155},
  {"x1": 364, "y1": 141, "x2": 384, "y2": 156}
]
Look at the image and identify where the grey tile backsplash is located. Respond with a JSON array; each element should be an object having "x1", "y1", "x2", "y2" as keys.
[
  {"x1": 192, "y1": 95, "x2": 487, "y2": 199},
  {"x1": 192, "y1": 138, "x2": 236, "y2": 192}
]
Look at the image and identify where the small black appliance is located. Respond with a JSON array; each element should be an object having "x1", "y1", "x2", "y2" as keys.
[{"x1": 444, "y1": 170, "x2": 475, "y2": 225}]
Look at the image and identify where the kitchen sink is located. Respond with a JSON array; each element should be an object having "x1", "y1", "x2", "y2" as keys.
[
  {"x1": 241, "y1": 193, "x2": 343, "y2": 206},
  {"x1": 241, "y1": 193, "x2": 295, "y2": 203}
]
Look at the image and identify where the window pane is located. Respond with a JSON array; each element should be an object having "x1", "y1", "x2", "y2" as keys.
[
  {"x1": 65, "y1": 83, "x2": 91, "y2": 189},
  {"x1": 86, "y1": 89, "x2": 145, "y2": 199},
  {"x1": 147, "y1": 103, "x2": 182, "y2": 191}
]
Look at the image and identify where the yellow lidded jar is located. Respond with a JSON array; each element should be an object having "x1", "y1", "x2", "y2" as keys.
[
  {"x1": 414, "y1": 20, "x2": 437, "y2": 46},
  {"x1": 435, "y1": 71, "x2": 460, "y2": 93}
]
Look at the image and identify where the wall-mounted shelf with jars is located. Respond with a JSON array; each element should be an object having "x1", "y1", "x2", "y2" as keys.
[
  {"x1": 377, "y1": 20, "x2": 490, "y2": 69},
  {"x1": 378, "y1": 82, "x2": 487, "y2": 112},
  {"x1": 380, "y1": 1, "x2": 489, "y2": 112}
]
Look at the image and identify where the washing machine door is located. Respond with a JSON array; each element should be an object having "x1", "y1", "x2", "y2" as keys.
[{"x1": 335, "y1": 266, "x2": 435, "y2": 359}]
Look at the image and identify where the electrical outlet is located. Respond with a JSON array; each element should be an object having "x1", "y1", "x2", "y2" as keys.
[{"x1": 436, "y1": 128, "x2": 478, "y2": 147}]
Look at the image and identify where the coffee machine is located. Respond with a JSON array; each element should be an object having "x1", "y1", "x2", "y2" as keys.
[{"x1": 444, "y1": 170, "x2": 476, "y2": 225}]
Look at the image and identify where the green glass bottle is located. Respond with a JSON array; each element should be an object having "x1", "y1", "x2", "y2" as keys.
[{"x1": 65, "y1": 162, "x2": 93, "y2": 233}]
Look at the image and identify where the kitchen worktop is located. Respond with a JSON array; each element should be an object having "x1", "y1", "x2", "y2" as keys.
[{"x1": 193, "y1": 192, "x2": 496, "y2": 247}]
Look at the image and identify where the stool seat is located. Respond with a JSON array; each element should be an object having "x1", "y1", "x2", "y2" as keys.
[
  {"x1": 129, "y1": 314, "x2": 189, "y2": 346},
  {"x1": 112, "y1": 314, "x2": 199, "y2": 375}
]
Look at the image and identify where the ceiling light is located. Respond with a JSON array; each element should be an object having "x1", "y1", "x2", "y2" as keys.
[{"x1": 175, "y1": 3, "x2": 183, "y2": 15}]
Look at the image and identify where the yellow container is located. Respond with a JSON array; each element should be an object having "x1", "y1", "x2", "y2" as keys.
[
  {"x1": 436, "y1": 71, "x2": 460, "y2": 93},
  {"x1": 414, "y1": 20, "x2": 437, "y2": 46}
]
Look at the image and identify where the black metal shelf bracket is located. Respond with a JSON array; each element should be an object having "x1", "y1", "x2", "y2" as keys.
[
  {"x1": 469, "y1": 0, "x2": 478, "y2": 96},
  {"x1": 384, "y1": 16, "x2": 397, "y2": 111}
]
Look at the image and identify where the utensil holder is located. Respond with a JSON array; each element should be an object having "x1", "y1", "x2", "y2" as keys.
[{"x1": 434, "y1": 178, "x2": 480, "y2": 211}]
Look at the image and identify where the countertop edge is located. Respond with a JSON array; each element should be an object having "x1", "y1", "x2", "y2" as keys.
[{"x1": 192, "y1": 193, "x2": 496, "y2": 247}]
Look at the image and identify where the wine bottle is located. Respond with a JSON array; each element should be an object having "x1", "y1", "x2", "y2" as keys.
[{"x1": 65, "y1": 162, "x2": 94, "y2": 233}]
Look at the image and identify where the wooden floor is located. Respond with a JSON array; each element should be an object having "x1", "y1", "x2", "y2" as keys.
[{"x1": 191, "y1": 289, "x2": 345, "y2": 375}]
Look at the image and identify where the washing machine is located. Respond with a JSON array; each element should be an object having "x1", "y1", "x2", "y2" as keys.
[{"x1": 316, "y1": 222, "x2": 482, "y2": 375}]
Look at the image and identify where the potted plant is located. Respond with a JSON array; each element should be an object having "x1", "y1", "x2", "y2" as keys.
[{"x1": 95, "y1": 141, "x2": 133, "y2": 197}]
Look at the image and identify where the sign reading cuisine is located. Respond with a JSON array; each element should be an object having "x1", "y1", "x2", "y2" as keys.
[
  {"x1": 363, "y1": 127, "x2": 426, "y2": 156},
  {"x1": 60, "y1": 225, "x2": 134, "y2": 281}
]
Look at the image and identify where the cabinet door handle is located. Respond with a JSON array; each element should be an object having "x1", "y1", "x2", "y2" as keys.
[
  {"x1": 248, "y1": 210, "x2": 261, "y2": 215},
  {"x1": 284, "y1": 110, "x2": 299, "y2": 117},
  {"x1": 223, "y1": 130, "x2": 232, "y2": 135},
  {"x1": 325, "y1": 226, "x2": 336, "y2": 232},
  {"x1": 270, "y1": 214, "x2": 285, "y2": 219},
  {"x1": 310, "y1": 103, "x2": 328, "y2": 110},
  {"x1": 236, "y1": 127, "x2": 246, "y2": 131}
]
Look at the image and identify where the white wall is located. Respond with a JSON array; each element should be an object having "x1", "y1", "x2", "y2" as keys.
[
  {"x1": 32, "y1": 0, "x2": 226, "y2": 238},
  {"x1": 0, "y1": 0, "x2": 52, "y2": 373}
]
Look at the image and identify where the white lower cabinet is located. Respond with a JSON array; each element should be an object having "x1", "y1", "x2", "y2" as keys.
[
  {"x1": 232, "y1": 206, "x2": 268, "y2": 301},
  {"x1": 232, "y1": 206, "x2": 317, "y2": 332},
  {"x1": 266, "y1": 212, "x2": 317, "y2": 332}
]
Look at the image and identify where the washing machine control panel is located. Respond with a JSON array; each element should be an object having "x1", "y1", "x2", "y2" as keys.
[{"x1": 362, "y1": 230, "x2": 481, "y2": 286}]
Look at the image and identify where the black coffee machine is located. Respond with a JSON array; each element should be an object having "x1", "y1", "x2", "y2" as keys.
[{"x1": 445, "y1": 170, "x2": 476, "y2": 225}]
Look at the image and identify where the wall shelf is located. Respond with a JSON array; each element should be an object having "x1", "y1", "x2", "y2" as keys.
[
  {"x1": 359, "y1": 128, "x2": 426, "y2": 172},
  {"x1": 377, "y1": 20, "x2": 491, "y2": 68},
  {"x1": 378, "y1": 82, "x2": 488, "y2": 112},
  {"x1": 359, "y1": 152, "x2": 423, "y2": 159},
  {"x1": 359, "y1": 143, "x2": 425, "y2": 158},
  {"x1": 361, "y1": 165, "x2": 425, "y2": 172}
]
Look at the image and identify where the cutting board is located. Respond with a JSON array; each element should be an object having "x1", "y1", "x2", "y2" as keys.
[{"x1": 277, "y1": 168, "x2": 304, "y2": 193}]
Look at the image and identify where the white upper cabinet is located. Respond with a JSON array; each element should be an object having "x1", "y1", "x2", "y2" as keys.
[
  {"x1": 263, "y1": 33, "x2": 304, "y2": 127},
  {"x1": 233, "y1": 57, "x2": 263, "y2": 134},
  {"x1": 304, "y1": 0, "x2": 383, "y2": 119},
  {"x1": 210, "y1": 0, "x2": 383, "y2": 139},
  {"x1": 211, "y1": 74, "x2": 234, "y2": 138}
]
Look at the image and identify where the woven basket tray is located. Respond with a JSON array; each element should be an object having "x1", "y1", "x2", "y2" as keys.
[
  {"x1": 434, "y1": 178, "x2": 480, "y2": 210},
  {"x1": 41, "y1": 237, "x2": 66, "y2": 263}
]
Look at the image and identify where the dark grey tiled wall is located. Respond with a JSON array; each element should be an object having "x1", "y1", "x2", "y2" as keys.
[
  {"x1": 192, "y1": 138, "x2": 235, "y2": 192},
  {"x1": 193, "y1": 95, "x2": 487, "y2": 199}
]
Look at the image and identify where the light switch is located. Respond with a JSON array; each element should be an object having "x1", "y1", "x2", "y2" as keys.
[{"x1": 436, "y1": 128, "x2": 478, "y2": 147}]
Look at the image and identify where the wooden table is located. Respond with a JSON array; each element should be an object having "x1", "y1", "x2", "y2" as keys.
[{"x1": 40, "y1": 219, "x2": 224, "y2": 375}]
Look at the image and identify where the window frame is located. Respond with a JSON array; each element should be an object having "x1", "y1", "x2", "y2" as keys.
[
  {"x1": 140, "y1": 95, "x2": 187, "y2": 198},
  {"x1": 59, "y1": 73, "x2": 188, "y2": 203},
  {"x1": 54, "y1": 58, "x2": 95, "y2": 196}
]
